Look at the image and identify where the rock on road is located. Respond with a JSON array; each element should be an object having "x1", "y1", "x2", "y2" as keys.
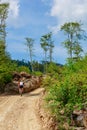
[{"x1": 0, "y1": 88, "x2": 45, "y2": 130}]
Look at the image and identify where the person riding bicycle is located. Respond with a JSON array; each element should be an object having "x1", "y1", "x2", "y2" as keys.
[{"x1": 18, "y1": 79, "x2": 24, "y2": 96}]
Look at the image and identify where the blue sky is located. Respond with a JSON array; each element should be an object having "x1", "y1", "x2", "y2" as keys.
[{"x1": 1, "y1": 0, "x2": 87, "y2": 64}]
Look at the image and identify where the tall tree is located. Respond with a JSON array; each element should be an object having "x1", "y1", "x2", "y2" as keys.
[
  {"x1": 0, "y1": 3, "x2": 9, "y2": 44},
  {"x1": 40, "y1": 37, "x2": 48, "y2": 62},
  {"x1": 40, "y1": 34, "x2": 49, "y2": 73},
  {"x1": 47, "y1": 32, "x2": 54, "y2": 62},
  {"x1": 40, "y1": 32, "x2": 54, "y2": 73},
  {"x1": 25, "y1": 37, "x2": 34, "y2": 72},
  {"x1": 0, "y1": 3, "x2": 9, "y2": 63},
  {"x1": 0, "y1": 3, "x2": 14, "y2": 92},
  {"x1": 61, "y1": 22, "x2": 85, "y2": 62}
]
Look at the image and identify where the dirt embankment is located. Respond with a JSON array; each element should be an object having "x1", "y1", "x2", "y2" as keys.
[{"x1": 0, "y1": 88, "x2": 47, "y2": 130}]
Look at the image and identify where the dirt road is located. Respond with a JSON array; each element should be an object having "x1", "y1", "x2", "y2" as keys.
[{"x1": 0, "y1": 88, "x2": 45, "y2": 130}]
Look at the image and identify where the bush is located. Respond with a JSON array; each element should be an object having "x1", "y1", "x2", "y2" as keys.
[
  {"x1": 17, "y1": 66, "x2": 30, "y2": 73},
  {"x1": 32, "y1": 71, "x2": 42, "y2": 76},
  {"x1": 45, "y1": 72, "x2": 87, "y2": 126},
  {"x1": 0, "y1": 60, "x2": 17, "y2": 92},
  {"x1": 43, "y1": 56, "x2": 87, "y2": 129}
]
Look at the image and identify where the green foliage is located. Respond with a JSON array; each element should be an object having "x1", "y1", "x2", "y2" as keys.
[
  {"x1": 0, "y1": 60, "x2": 17, "y2": 92},
  {"x1": 47, "y1": 62, "x2": 62, "y2": 74},
  {"x1": 64, "y1": 54, "x2": 87, "y2": 74},
  {"x1": 32, "y1": 71, "x2": 42, "y2": 76},
  {"x1": 25, "y1": 37, "x2": 34, "y2": 72},
  {"x1": 40, "y1": 32, "x2": 54, "y2": 73},
  {"x1": 0, "y1": 75, "x2": 5, "y2": 92},
  {"x1": 0, "y1": 3, "x2": 9, "y2": 43},
  {"x1": 44, "y1": 55, "x2": 87, "y2": 128},
  {"x1": 45, "y1": 74, "x2": 87, "y2": 125},
  {"x1": 61, "y1": 22, "x2": 86, "y2": 62},
  {"x1": 17, "y1": 66, "x2": 30, "y2": 73}
]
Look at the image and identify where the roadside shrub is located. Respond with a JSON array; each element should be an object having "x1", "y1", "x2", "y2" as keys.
[
  {"x1": 0, "y1": 61, "x2": 17, "y2": 92},
  {"x1": 41, "y1": 75, "x2": 60, "y2": 91},
  {"x1": 17, "y1": 66, "x2": 30, "y2": 73},
  {"x1": 0, "y1": 75, "x2": 5, "y2": 92},
  {"x1": 32, "y1": 71, "x2": 42, "y2": 76},
  {"x1": 45, "y1": 72, "x2": 87, "y2": 126},
  {"x1": 3, "y1": 72, "x2": 12, "y2": 84}
]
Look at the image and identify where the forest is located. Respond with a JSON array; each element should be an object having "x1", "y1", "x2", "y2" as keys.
[{"x1": 0, "y1": 3, "x2": 87, "y2": 130}]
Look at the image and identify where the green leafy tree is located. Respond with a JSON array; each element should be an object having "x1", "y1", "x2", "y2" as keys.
[
  {"x1": 61, "y1": 22, "x2": 85, "y2": 62},
  {"x1": 0, "y1": 3, "x2": 9, "y2": 65},
  {"x1": 40, "y1": 35, "x2": 48, "y2": 73},
  {"x1": 0, "y1": 3, "x2": 19, "y2": 92},
  {"x1": 0, "y1": 3, "x2": 9, "y2": 45},
  {"x1": 73, "y1": 42, "x2": 83, "y2": 61},
  {"x1": 40, "y1": 32, "x2": 54, "y2": 73},
  {"x1": 0, "y1": 3, "x2": 9, "y2": 63},
  {"x1": 25, "y1": 37, "x2": 34, "y2": 72},
  {"x1": 46, "y1": 32, "x2": 54, "y2": 62}
]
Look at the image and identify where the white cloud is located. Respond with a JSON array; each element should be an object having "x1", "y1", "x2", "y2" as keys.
[
  {"x1": 0, "y1": 0, "x2": 20, "y2": 18},
  {"x1": 49, "y1": 0, "x2": 87, "y2": 32},
  {"x1": 0, "y1": 0, "x2": 20, "y2": 27}
]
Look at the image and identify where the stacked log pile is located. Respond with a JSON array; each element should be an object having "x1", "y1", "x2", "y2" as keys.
[
  {"x1": 5, "y1": 72, "x2": 42, "y2": 94},
  {"x1": 70, "y1": 107, "x2": 87, "y2": 130}
]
